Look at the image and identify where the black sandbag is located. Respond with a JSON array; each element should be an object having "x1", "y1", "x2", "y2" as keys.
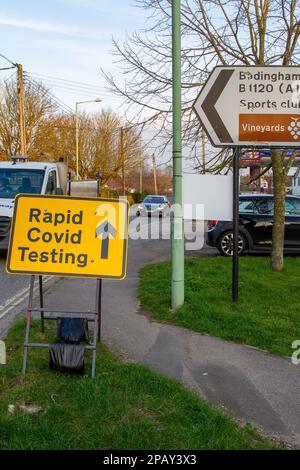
[
  {"x1": 57, "y1": 318, "x2": 89, "y2": 344},
  {"x1": 49, "y1": 344, "x2": 85, "y2": 374}
]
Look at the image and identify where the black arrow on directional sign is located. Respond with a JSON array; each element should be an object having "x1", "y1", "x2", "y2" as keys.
[
  {"x1": 95, "y1": 220, "x2": 117, "y2": 259},
  {"x1": 201, "y1": 69, "x2": 234, "y2": 143}
]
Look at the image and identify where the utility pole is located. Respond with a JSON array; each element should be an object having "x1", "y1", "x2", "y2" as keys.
[
  {"x1": 139, "y1": 162, "x2": 143, "y2": 194},
  {"x1": 17, "y1": 64, "x2": 26, "y2": 156},
  {"x1": 120, "y1": 127, "x2": 126, "y2": 196},
  {"x1": 152, "y1": 153, "x2": 158, "y2": 195},
  {"x1": 75, "y1": 102, "x2": 79, "y2": 179},
  {"x1": 171, "y1": 0, "x2": 184, "y2": 310}
]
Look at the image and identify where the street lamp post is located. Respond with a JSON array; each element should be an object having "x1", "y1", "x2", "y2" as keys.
[
  {"x1": 171, "y1": 0, "x2": 184, "y2": 310},
  {"x1": 75, "y1": 98, "x2": 102, "y2": 179}
]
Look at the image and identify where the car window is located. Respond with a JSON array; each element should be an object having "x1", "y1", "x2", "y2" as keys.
[
  {"x1": 285, "y1": 198, "x2": 300, "y2": 215},
  {"x1": 239, "y1": 199, "x2": 255, "y2": 213},
  {"x1": 254, "y1": 198, "x2": 274, "y2": 215},
  {"x1": 45, "y1": 171, "x2": 57, "y2": 195}
]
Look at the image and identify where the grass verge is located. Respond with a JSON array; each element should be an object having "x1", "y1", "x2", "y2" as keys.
[
  {"x1": 0, "y1": 319, "x2": 276, "y2": 450},
  {"x1": 139, "y1": 256, "x2": 300, "y2": 356}
]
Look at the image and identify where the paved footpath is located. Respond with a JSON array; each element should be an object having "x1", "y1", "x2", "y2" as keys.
[{"x1": 2, "y1": 234, "x2": 300, "y2": 448}]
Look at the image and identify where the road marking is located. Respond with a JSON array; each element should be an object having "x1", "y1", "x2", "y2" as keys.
[{"x1": 0, "y1": 276, "x2": 53, "y2": 320}]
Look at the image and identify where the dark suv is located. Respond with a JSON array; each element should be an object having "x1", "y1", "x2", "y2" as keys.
[{"x1": 206, "y1": 194, "x2": 300, "y2": 256}]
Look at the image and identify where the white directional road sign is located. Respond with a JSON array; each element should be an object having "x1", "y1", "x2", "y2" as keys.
[{"x1": 194, "y1": 66, "x2": 300, "y2": 148}]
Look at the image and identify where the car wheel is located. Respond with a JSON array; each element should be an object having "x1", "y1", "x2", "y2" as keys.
[{"x1": 217, "y1": 231, "x2": 247, "y2": 257}]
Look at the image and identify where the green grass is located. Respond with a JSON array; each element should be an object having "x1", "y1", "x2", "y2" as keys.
[
  {"x1": 0, "y1": 319, "x2": 276, "y2": 450},
  {"x1": 139, "y1": 256, "x2": 300, "y2": 357}
]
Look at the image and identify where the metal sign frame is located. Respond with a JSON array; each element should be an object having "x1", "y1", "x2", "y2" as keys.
[{"x1": 22, "y1": 275, "x2": 103, "y2": 379}]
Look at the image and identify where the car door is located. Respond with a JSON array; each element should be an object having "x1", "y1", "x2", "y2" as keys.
[
  {"x1": 284, "y1": 197, "x2": 300, "y2": 248},
  {"x1": 241, "y1": 197, "x2": 274, "y2": 249},
  {"x1": 45, "y1": 170, "x2": 58, "y2": 195}
]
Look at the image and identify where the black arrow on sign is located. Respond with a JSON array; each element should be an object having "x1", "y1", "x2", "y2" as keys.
[
  {"x1": 95, "y1": 221, "x2": 117, "y2": 259},
  {"x1": 202, "y1": 69, "x2": 234, "y2": 143}
]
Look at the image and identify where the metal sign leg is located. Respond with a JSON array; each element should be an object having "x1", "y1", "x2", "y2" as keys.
[
  {"x1": 39, "y1": 275, "x2": 45, "y2": 333},
  {"x1": 22, "y1": 275, "x2": 35, "y2": 375},
  {"x1": 96, "y1": 279, "x2": 102, "y2": 342},
  {"x1": 232, "y1": 147, "x2": 240, "y2": 303},
  {"x1": 91, "y1": 312, "x2": 98, "y2": 379}
]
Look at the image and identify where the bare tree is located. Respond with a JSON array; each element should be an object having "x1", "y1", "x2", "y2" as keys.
[
  {"x1": 91, "y1": 112, "x2": 144, "y2": 185},
  {"x1": 0, "y1": 79, "x2": 56, "y2": 159},
  {"x1": 104, "y1": 0, "x2": 300, "y2": 271},
  {"x1": 35, "y1": 110, "x2": 145, "y2": 185},
  {"x1": 0, "y1": 79, "x2": 145, "y2": 188}
]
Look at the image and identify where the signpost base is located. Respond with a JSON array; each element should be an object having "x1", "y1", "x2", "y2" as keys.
[{"x1": 22, "y1": 275, "x2": 102, "y2": 378}]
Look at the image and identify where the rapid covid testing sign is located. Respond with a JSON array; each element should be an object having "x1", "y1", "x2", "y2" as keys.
[{"x1": 6, "y1": 195, "x2": 128, "y2": 280}]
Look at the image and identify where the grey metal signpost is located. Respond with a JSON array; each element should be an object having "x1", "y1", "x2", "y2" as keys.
[{"x1": 232, "y1": 148, "x2": 240, "y2": 303}]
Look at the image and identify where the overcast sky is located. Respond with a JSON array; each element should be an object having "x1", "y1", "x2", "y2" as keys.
[{"x1": 0, "y1": 0, "x2": 146, "y2": 113}]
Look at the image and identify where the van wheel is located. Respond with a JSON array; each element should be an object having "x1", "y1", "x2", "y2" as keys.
[{"x1": 217, "y1": 231, "x2": 247, "y2": 257}]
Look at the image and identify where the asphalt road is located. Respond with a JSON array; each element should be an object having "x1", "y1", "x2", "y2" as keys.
[{"x1": 0, "y1": 251, "x2": 31, "y2": 306}]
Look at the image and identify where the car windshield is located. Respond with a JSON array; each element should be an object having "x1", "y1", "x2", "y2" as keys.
[
  {"x1": 144, "y1": 196, "x2": 165, "y2": 204},
  {"x1": 0, "y1": 169, "x2": 45, "y2": 199}
]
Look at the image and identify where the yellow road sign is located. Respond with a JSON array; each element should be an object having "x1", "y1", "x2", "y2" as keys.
[{"x1": 7, "y1": 195, "x2": 129, "y2": 280}]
